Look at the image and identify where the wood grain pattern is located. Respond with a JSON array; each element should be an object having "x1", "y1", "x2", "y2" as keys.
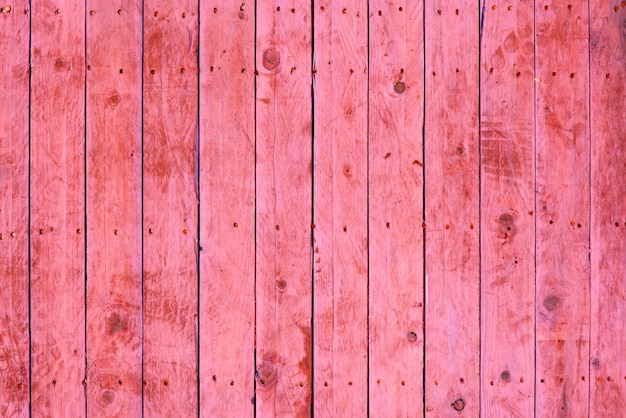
[
  {"x1": 313, "y1": 2, "x2": 368, "y2": 416},
  {"x1": 199, "y1": 2, "x2": 255, "y2": 417},
  {"x1": 368, "y1": 1, "x2": 425, "y2": 415},
  {"x1": 255, "y1": 2, "x2": 313, "y2": 416},
  {"x1": 590, "y1": 2, "x2": 626, "y2": 414},
  {"x1": 480, "y1": 1, "x2": 535, "y2": 416},
  {"x1": 86, "y1": 2, "x2": 143, "y2": 415},
  {"x1": 424, "y1": 1, "x2": 480, "y2": 415},
  {"x1": 0, "y1": 2, "x2": 30, "y2": 416},
  {"x1": 143, "y1": 2, "x2": 199, "y2": 416},
  {"x1": 30, "y1": 1, "x2": 86, "y2": 416},
  {"x1": 535, "y1": 1, "x2": 590, "y2": 415}
]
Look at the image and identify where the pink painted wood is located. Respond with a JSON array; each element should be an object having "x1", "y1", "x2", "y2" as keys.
[
  {"x1": 255, "y1": 2, "x2": 313, "y2": 417},
  {"x1": 535, "y1": 1, "x2": 590, "y2": 414},
  {"x1": 590, "y1": 2, "x2": 626, "y2": 413},
  {"x1": 30, "y1": 1, "x2": 86, "y2": 416},
  {"x1": 480, "y1": 1, "x2": 535, "y2": 416},
  {"x1": 199, "y1": 2, "x2": 255, "y2": 417},
  {"x1": 368, "y1": 1, "x2": 425, "y2": 415},
  {"x1": 0, "y1": 2, "x2": 30, "y2": 416},
  {"x1": 424, "y1": 1, "x2": 480, "y2": 415},
  {"x1": 142, "y1": 2, "x2": 199, "y2": 416},
  {"x1": 86, "y1": 2, "x2": 143, "y2": 415},
  {"x1": 313, "y1": 2, "x2": 368, "y2": 416}
]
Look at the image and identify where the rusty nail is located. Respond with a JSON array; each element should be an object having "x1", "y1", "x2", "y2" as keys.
[
  {"x1": 114, "y1": 229, "x2": 119, "y2": 235},
  {"x1": 55, "y1": 8, "x2": 61, "y2": 14},
  {"x1": 376, "y1": 379, "x2": 381, "y2": 384},
  {"x1": 117, "y1": 9, "x2": 122, "y2": 14},
  {"x1": 77, "y1": 229, "x2": 81, "y2": 234},
  {"x1": 435, "y1": 379, "x2": 439, "y2": 385},
  {"x1": 348, "y1": 381, "x2": 352, "y2": 385},
  {"x1": 324, "y1": 381, "x2": 328, "y2": 386},
  {"x1": 154, "y1": 11, "x2": 159, "y2": 17},
  {"x1": 182, "y1": 12, "x2": 186, "y2": 18},
  {"x1": 10, "y1": 231, "x2": 16, "y2": 237},
  {"x1": 1, "y1": 6, "x2": 11, "y2": 13},
  {"x1": 275, "y1": 225, "x2": 280, "y2": 230},
  {"x1": 234, "y1": 223, "x2": 238, "y2": 228},
  {"x1": 164, "y1": 380, "x2": 168, "y2": 386}
]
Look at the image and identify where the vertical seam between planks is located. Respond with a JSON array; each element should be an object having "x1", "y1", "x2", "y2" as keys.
[
  {"x1": 253, "y1": 1, "x2": 258, "y2": 415},
  {"x1": 27, "y1": 0, "x2": 33, "y2": 413},
  {"x1": 195, "y1": 1, "x2": 201, "y2": 416},
  {"x1": 310, "y1": 1, "x2": 315, "y2": 415},
  {"x1": 83, "y1": 1, "x2": 89, "y2": 415},
  {"x1": 532, "y1": 0, "x2": 538, "y2": 416},
  {"x1": 421, "y1": 1, "x2": 427, "y2": 415},
  {"x1": 140, "y1": 1, "x2": 145, "y2": 416},
  {"x1": 477, "y1": 0, "x2": 484, "y2": 416},
  {"x1": 366, "y1": 1, "x2": 371, "y2": 416},
  {"x1": 586, "y1": 1, "x2": 591, "y2": 416}
]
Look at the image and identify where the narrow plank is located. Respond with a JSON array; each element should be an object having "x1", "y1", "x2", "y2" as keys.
[
  {"x1": 0, "y1": 2, "x2": 30, "y2": 416},
  {"x1": 30, "y1": 1, "x2": 86, "y2": 416},
  {"x1": 424, "y1": 1, "x2": 480, "y2": 415},
  {"x1": 480, "y1": 1, "x2": 535, "y2": 416},
  {"x1": 313, "y1": 2, "x2": 368, "y2": 416},
  {"x1": 535, "y1": 1, "x2": 590, "y2": 415},
  {"x1": 143, "y1": 2, "x2": 198, "y2": 416},
  {"x1": 590, "y1": 2, "x2": 626, "y2": 414},
  {"x1": 368, "y1": 1, "x2": 425, "y2": 415},
  {"x1": 255, "y1": 2, "x2": 313, "y2": 416},
  {"x1": 86, "y1": 2, "x2": 143, "y2": 415},
  {"x1": 198, "y1": 2, "x2": 255, "y2": 416}
]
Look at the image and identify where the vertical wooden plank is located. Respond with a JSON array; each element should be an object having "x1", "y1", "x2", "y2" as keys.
[
  {"x1": 590, "y1": 2, "x2": 626, "y2": 414},
  {"x1": 535, "y1": 1, "x2": 590, "y2": 415},
  {"x1": 313, "y1": 2, "x2": 368, "y2": 416},
  {"x1": 480, "y1": 1, "x2": 535, "y2": 415},
  {"x1": 30, "y1": 1, "x2": 86, "y2": 416},
  {"x1": 143, "y1": 2, "x2": 198, "y2": 416},
  {"x1": 424, "y1": 1, "x2": 480, "y2": 415},
  {"x1": 198, "y1": 2, "x2": 255, "y2": 417},
  {"x1": 368, "y1": 1, "x2": 425, "y2": 415},
  {"x1": 255, "y1": 2, "x2": 312, "y2": 416},
  {"x1": 86, "y1": 1, "x2": 143, "y2": 415},
  {"x1": 0, "y1": 2, "x2": 30, "y2": 416}
]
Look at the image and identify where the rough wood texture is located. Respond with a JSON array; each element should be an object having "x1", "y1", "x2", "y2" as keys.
[
  {"x1": 368, "y1": 1, "x2": 425, "y2": 415},
  {"x1": 143, "y1": 2, "x2": 199, "y2": 416},
  {"x1": 86, "y1": 2, "x2": 143, "y2": 415},
  {"x1": 199, "y1": 2, "x2": 255, "y2": 417},
  {"x1": 255, "y1": 2, "x2": 313, "y2": 417},
  {"x1": 0, "y1": 2, "x2": 30, "y2": 416},
  {"x1": 535, "y1": 1, "x2": 590, "y2": 415},
  {"x1": 313, "y1": 2, "x2": 368, "y2": 416},
  {"x1": 424, "y1": 1, "x2": 480, "y2": 415},
  {"x1": 590, "y1": 2, "x2": 626, "y2": 414},
  {"x1": 30, "y1": 1, "x2": 86, "y2": 416},
  {"x1": 480, "y1": 1, "x2": 535, "y2": 416}
]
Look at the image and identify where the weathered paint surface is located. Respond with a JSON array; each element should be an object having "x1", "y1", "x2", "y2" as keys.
[{"x1": 0, "y1": 1, "x2": 623, "y2": 416}]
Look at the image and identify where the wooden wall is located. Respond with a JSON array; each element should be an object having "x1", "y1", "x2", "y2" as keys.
[{"x1": 0, "y1": 1, "x2": 624, "y2": 416}]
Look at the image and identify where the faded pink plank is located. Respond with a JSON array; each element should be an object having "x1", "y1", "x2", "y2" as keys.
[
  {"x1": 86, "y1": 2, "x2": 143, "y2": 415},
  {"x1": 199, "y1": 2, "x2": 255, "y2": 417},
  {"x1": 368, "y1": 1, "x2": 424, "y2": 415},
  {"x1": 30, "y1": 1, "x2": 86, "y2": 416},
  {"x1": 143, "y1": 2, "x2": 198, "y2": 416},
  {"x1": 255, "y1": 2, "x2": 313, "y2": 417},
  {"x1": 590, "y1": 2, "x2": 626, "y2": 414},
  {"x1": 424, "y1": 1, "x2": 480, "y2": 415},
  {"x1": 313, "y1": 2, "x2": 368, "y2": 416},
  {"x1": 480, "y1": 1, "x2": 535, "y2": 416},
  {"x1": 0, "y1": 2, "x2": 30, "y2": 417},
  {"x1": 535, "y1": 1, "x2": 590, "y2": 415}
]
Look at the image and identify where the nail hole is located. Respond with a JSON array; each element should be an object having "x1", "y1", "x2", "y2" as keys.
[
  {"x1": 606, "y1": 73, "x2": 611, "y2": 79},
  {"x1": 117, "y1": 9, "x2": 122, "y2": 14},
  {"x1": 90, "y1": 10, "x2": 96, "y2": 16},
  {"x1": 119, "y1": 69, "x2": 124, "y2": 74},
  {"x1": 490, "y1": 380, "x2": 494, "y2": 385},
  {"x1": 150, "y1": 69, "x2": 156, "y2": 74},
  {"x1": 401, "y1": 381, "x2": 405, "y2": 386},
  {"x1": 276, "y1": 6, "x2": 280, "y2": 11},
  {"x1": 163, "y1": 380, "x2": 168, "y2": 386},
  {"x1": 540, "y1": 378, "x2": 545, "y2": 383},
  {"x1": 182, "y1": 12, "x2": 186, "y2": 18}
]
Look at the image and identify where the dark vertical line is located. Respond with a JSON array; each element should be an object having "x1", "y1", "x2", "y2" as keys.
[
  {"x1": 140, "y1": 1, "x2": 145, "y2": 416},
  {"x1": 27, "y1": 0, "x2": 33, "y2": 414},
  {"x1": 253, "y1": 1, "x2": 258, "y2": 416},
  {"x1": 477, "y1": 0, "x2": 483, "y2": 415},
  {"x1": 195, "y1": 1, "x2": 201, "y2": 417},
  {"x1": 83, "y1": 1, "x2": 89, "y2": 416},
  {"x1": 586, "y1": 2, "x2": 591, "y2": 416},
  {"x1": 421, "y1": 2, "x2": 427, "y2": 415},
  {"x1": 366, "y1": 1, "x2": 371, "y2": 417},
  {"x1": 532, "y1": 0, "x2": 538, "y2": 416},
  {"x1": 310, "y1": 1, "x2": 315, "y2": 416}
]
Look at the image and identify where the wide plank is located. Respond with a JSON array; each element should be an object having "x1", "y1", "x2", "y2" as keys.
[
  {"x1": 0, "y1": 2, "x2": 30, "y2": 416},
  {"x1": 30, "y1": 1, "x2": 86, "y2": 416},
  {"x1": 86, "y1": 2, "x2": 143, "y2": 415},
  {"x1": 424, "y1": 1, "x2": 480, "y2": 415},
  {"x1": 312, "y1": 2, "x2": 368, "y2": 416},
  {"x1": 255, "y1": 2, "x2": 313, "y2": 416},
  {"x1": 143, "y1": 1, "x2": 199, "y2": 416},
  {"x1": 198, "y1": 2, "x2": 255, "y2": 417},
  {"x1": 589, "y1": 2, "x2": 626, "y2": 414},
  {"x1": 368, "y1": 1, "x2": 425, "y2": 415},
  {"x1": 480, "y1": 1, "x2": 535, "y2": 416}
]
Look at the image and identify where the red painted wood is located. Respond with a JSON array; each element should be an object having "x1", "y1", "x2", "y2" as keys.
[
  {"x1": 535, "y1": 1, "x2": 590, "y2": 414},
  {"x1": 368, "y1": 1, "x2": 425, "y2": 415},
  {"x1": 424, "y1": 1, "x2": 480, "y2": 415},
  {"x1": 590, "y1": 2, "x2": 626, "y2": 414},
  {"x1": 198, "y1": 2, "x2": 255, "y2": 417},
  {"x1": 480, "y1": 1, "x2": 535, "y2": 415},
  {"x1": 255, "y1": 2, "x2": 313, "y2": 417},
  {"x1": 86, "y1": 2, "x2": 143, "y2": 415},
  {"x1": 0, "y1": 2, "x2": 30, "y2": 416},
  {"x1": 142, "y1": 2, "x2": 198, "y2": 416},
  {"x1": 30, "y1": 1, "x2": 86, "y2": 416},
  {"x1": 313, "y1": 2, "x2": 368, "y2": 416}
]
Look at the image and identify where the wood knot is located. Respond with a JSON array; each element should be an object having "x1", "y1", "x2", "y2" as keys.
[
  {"x1": 500, "y1": 370, "x2": 511, "y2": 381},
  {"x1": 262, "y1": 47, "x2": 281, "y2": 71},
  {"x1": 393, "y1": 81, "x2": 406, "y2": 94},
  {"x1": 451, "y1": 398, "x2": 465, "y2": 411},
  {"x1": 543, "y1": 294, "x2": 561, "y2": 312}
]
